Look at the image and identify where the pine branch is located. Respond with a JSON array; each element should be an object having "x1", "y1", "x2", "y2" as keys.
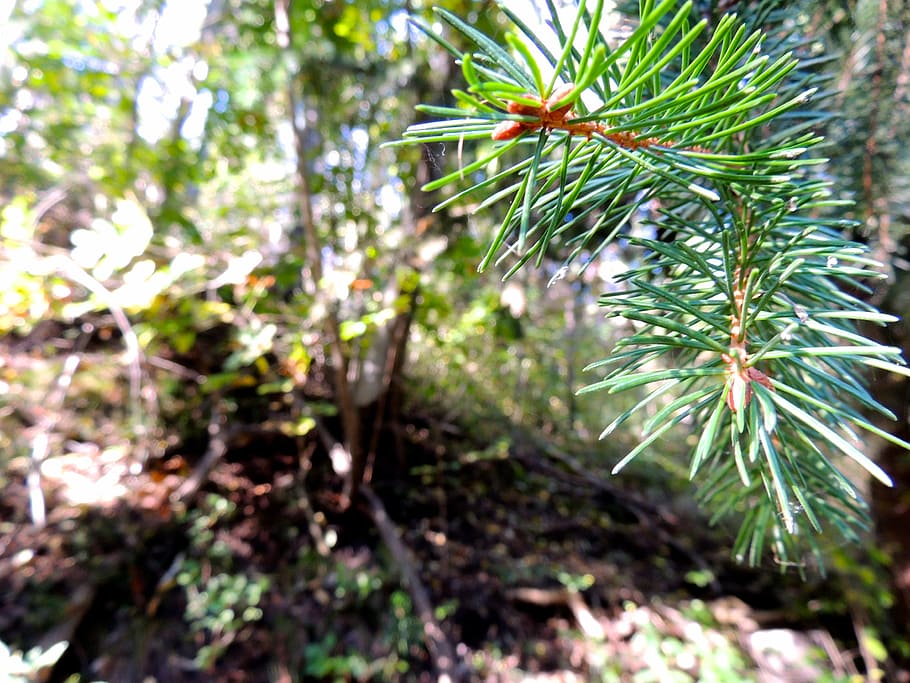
[{"x1": 389, "y1": 0, "x2": 910, "y2": 569}]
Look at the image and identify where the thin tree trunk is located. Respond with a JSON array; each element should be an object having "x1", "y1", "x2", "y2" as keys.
[{"x1": 276, "y1": 0, "x2": 364, "y2": 508}]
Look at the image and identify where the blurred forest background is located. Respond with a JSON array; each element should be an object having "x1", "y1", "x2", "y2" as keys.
[{"x1": 2, "y1": 0, "x2": 910, "y2": 681}]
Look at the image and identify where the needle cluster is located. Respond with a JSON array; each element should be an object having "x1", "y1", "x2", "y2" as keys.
[{"x1": 390, "y1": 0, "x2": 910, "y2": 569}]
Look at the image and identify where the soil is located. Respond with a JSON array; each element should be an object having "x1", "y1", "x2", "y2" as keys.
[{"x1": 0, "y1": 328, "x2": 898, "y2": 682}]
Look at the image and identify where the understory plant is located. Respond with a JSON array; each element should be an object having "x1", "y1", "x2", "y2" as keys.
[{"x1": 391, "y1": 0, "x2": 910, "y2": 568}]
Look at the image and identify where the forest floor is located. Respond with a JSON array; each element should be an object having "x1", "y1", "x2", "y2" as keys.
[
  {"x1": 0, "y1": 425, "x2": 885, "y2": 682},
  {"x1": 0, "y1": 332, "x2": 903, "y2": 682}
]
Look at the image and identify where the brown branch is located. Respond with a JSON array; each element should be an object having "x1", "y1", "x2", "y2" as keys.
[
  {"x1": 723, "y1": 217, "x2": 772, "y2": 414},
  {"x1": 512, "y1": 587, "x2": 606, "y2": 639},
  {"x1": 887, "y1": 27, "x2": 910, "y2": 139},
  {"x1": 849, "y1": 604, "x2": 882, "y2": 682},
  {"x1": 170, "y1": 399, "x2": 228, "y2": 506},
  {"x1": 492, "y1": 86, "x2": 710, "y2": 153},
  {"x1": 862, "y1": 0, "x2": 889, "y2": 230},
  {"x1": 361, "y1": 485, "x2": 462, "y2": 682}
]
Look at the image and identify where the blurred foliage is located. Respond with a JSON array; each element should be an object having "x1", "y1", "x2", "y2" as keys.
[{"x1": 1, "y1": 0, "x2": 909, "y2": 680}]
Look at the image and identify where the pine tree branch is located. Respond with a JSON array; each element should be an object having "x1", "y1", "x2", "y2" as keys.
[{"x1": 390, "y1": 0, "x2": 910, "y2": 568}]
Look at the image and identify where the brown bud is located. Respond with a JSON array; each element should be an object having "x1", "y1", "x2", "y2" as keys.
[
  {"x1": 506, "y1": 97, "x2": 542, "y2": 117},
  {"x1": 746, "y1": 367, "x2": 773, "y2": 390},
  {"x1": 546, "y1": 83, "x2": 576, "y2": 117},
  {"x1": 726, "y1": 373, "x2": 751, "y2": 413},
  {"x1": 491, "y1": 120, "x2": 526, "y2": 141}
]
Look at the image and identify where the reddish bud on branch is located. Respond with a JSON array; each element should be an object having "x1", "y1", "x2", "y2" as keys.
[
  {"x1": 545, "y1": 83, "x2": 576, "y2": 118},
  {"x1": 507, "y1": 99, "x2": 543, "y2": 116},
  {"x1": 491, "y1": 120, "x2": 527, "y2": 141}
]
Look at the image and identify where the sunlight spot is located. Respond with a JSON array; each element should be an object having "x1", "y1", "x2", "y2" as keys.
[
  {"x1": 378, "y1": 182, "x2": 402, "y2": 217},
  {"x1": 40, "y1": 445, "x2": 131, "y2": 507},
  {"x1": 324, "y1": 528, "x2": 338, "y2": 549},
  {"x1": 209, "y1": 250, "x2": 263, "y2": 288},
  {"x1": 12, "y1": 548, "x2": 34, "y2": 567},
  {"x1": 192, "y1": 59, "x2": 208, "y2": 81},
  {"x1": 351, "y1": 126, "x2": 369, "y2": 153},
  {"x1": 152, "y1": 0, "x2": 211, "y2": 52},
  {"x1": 180, "y1": 87, "x2": 212, "y2": 143},
  {"x1": 0, "y1": 109, "x2": 22, "y2": 135}
]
